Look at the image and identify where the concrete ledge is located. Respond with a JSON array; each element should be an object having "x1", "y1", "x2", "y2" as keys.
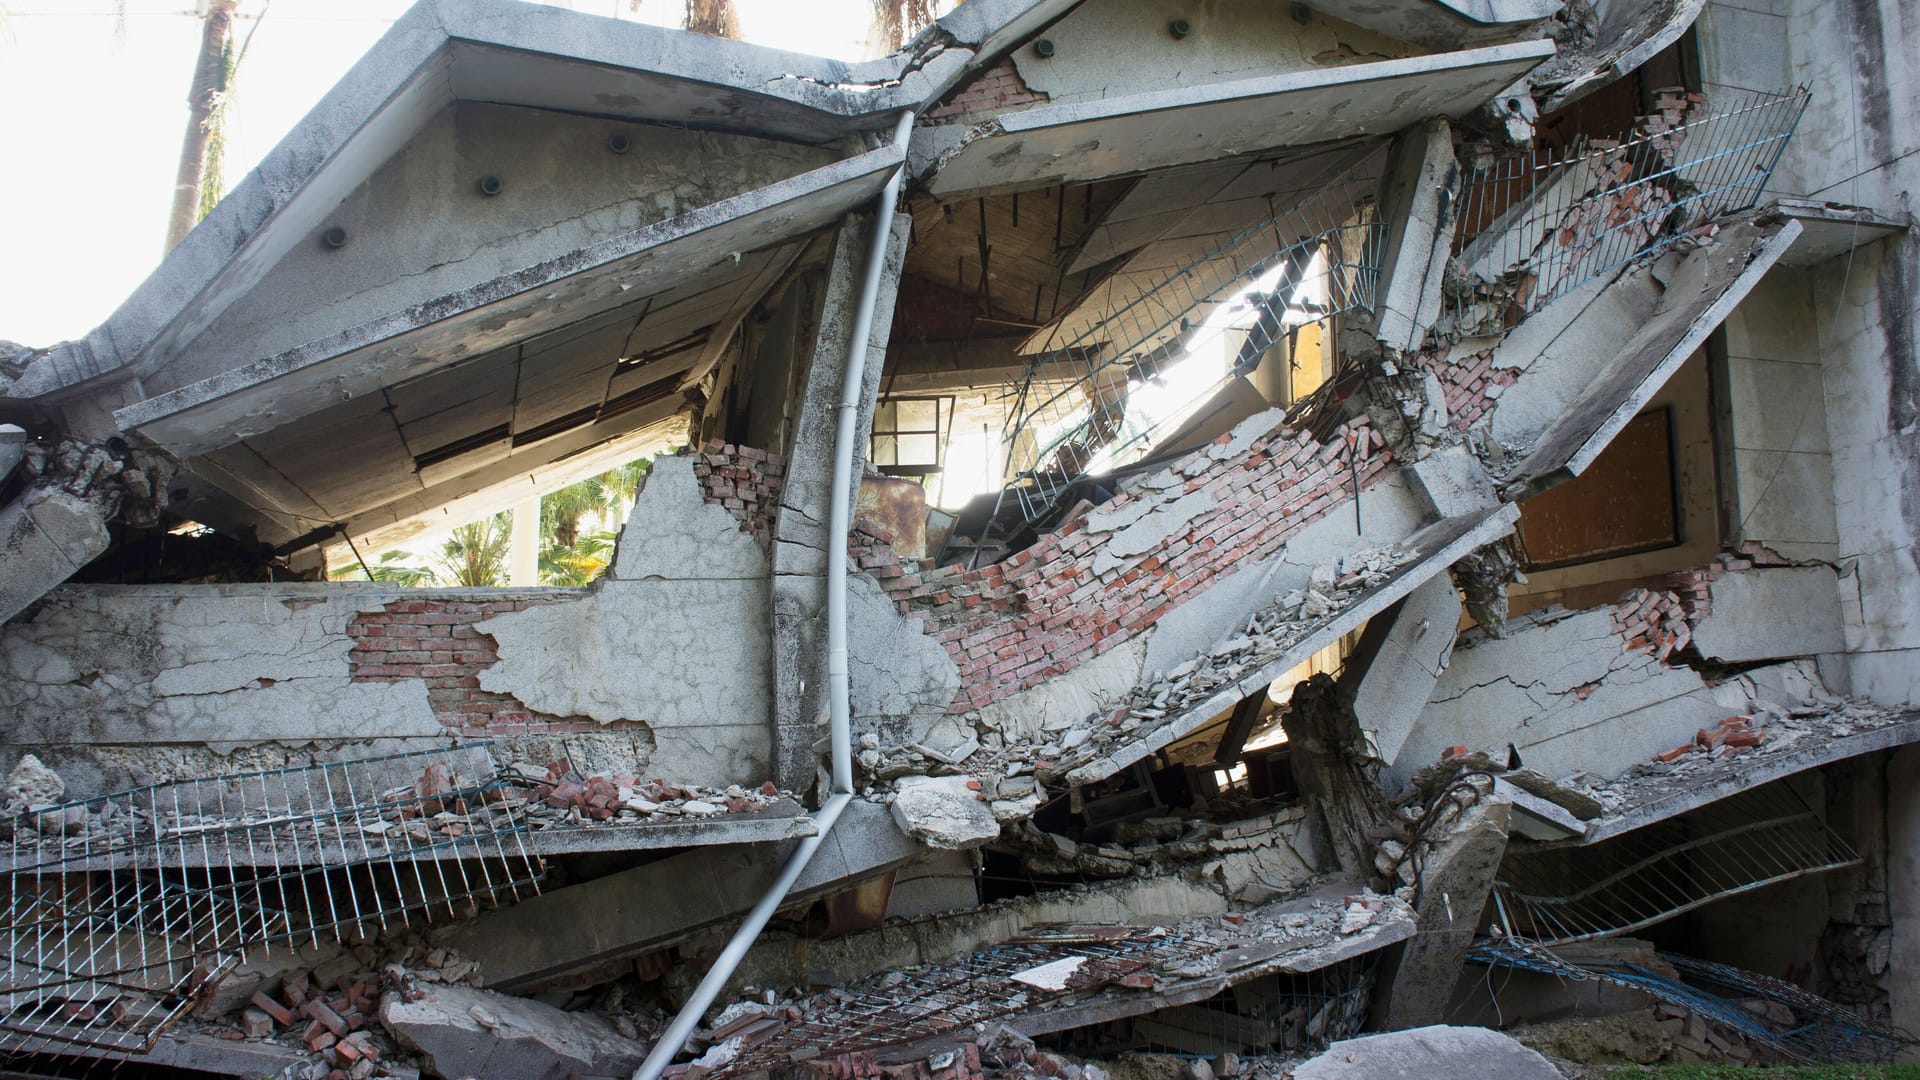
[
  {"x1": 1554, "y1": 712, "x2": 1920, "y2": 847},
  {"x1": 926, "y1": 40, "x2": 1555, "y2": 197},
  {"x1": 117, "y1": 144, "x2": 905, "y2": 457},
  {"x1": 1505, "y1": 217, "x2": 1800, "y2": 497}
]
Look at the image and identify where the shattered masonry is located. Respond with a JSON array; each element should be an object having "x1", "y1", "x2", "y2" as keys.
[{"x1": 1, "y1": 0, "x2": 1919, "y2": 1077}]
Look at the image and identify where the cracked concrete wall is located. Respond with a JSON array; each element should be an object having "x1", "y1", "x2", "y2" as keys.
[
  {"x1": 1392, "y1": 603, "x2": 1837, "y2": 783},
  {"x1": 1003, "y1": 0, "x2": 1415, "y2": 109},
  {"x1": 158, "y1": 103, "x2": 836, "y2": 396},
  {"x1": 0, "y1": 583, "x2": 446, "y2": 793},
  {"x1": 767, "y1": 212, "x2": 913, "y2": 791},
  {"x1": 478, "y1": 455, "x2": 774, "y2": 788}
]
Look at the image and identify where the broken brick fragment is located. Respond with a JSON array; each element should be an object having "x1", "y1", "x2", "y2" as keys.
[
  {"x1": 250, "y1": 990, "x2": 294, "y2": 1026},
  {"x1": 1656, "y1": 744, "x2": 1694, "y2": 763}
]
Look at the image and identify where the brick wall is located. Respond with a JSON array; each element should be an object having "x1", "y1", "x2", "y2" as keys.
[
  {"x1": 925, "y1": 59, "x2": 1047, "y2": 122},
  {"x1": 692, "y1": 442, "x2": 785, "y2": 540},
  {"x1": 347, "y1": 596, "x2": 642, "y2": 738},
  {"x1": 853, "y1": 415, "x2": 1397, "y2": 712},
  {"x1": 1609, "y1": 541, "x2": 1798, "y2": 661},
  {"x1": 1410, "y1": 347, "x2": 1520, "y2": 430}
]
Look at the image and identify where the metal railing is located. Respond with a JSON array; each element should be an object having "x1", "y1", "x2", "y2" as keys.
[
  {"x1": 997, "y1": 180, "x2": 1385, "y2": 526},
  {"x1": 1490, "y1": 781, "x2": 1856, "y2": 946},
  {"x1": 1450, "y1": 85, "x2": 1809, "y2": 323},
  {"x1": 1, "y1": 744, "x2": 541, "y2": 1056}
]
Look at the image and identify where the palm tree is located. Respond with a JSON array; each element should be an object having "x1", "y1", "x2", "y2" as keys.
[
  {"x1": 868, "y1": 0, "x2": 941, "y2": 53},
  {"x1": 434, "y1": 513, "x2": 513, "y2": 587},
  {"x1": 542, "y1": 478, "x2": 613, "y2": 552},
  {"x1": 683, "y1": 0, "x2": 740, "y2": 38},
  {"x1": 540, "y1": 529, "x2": 616, "y2": 585},
  {"x1": 592, "y1": 457, "x2": 653, "y2": 526}
]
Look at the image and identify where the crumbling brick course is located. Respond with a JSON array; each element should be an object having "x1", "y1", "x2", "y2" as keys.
[
  {"x1": 348, "y1": 597, "x2": 636, "y2": 738},
  {"x1": 924, "y1": 59, "x2": 1047, "y2": 121},
  {"x1": 693, "y1": 441, "x2": 786, "y2": 540}
]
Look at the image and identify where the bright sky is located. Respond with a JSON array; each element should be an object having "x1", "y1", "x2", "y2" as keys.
[{"x1": 0, "y1": 0, "x2": 904, "y2": 348}]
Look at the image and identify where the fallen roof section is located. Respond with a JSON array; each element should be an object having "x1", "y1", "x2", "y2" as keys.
[
  {"x1": 701, "y1": 884, "x2": 1412, "y2": 1076},
  {"x1": 115, "y1": 145, "x2": 904, "y2": 459},
  {"x1": 922, "y1": 40, "x2": 1555, "y2": 198},
  {"x1": 1064, "y1": 502, "x2": 1520, "y2": 786}
]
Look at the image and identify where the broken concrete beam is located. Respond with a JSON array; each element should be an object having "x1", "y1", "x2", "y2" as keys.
[
  {"x1": 434, "y1": 799, "x2": 919, "y2": 991},
  {"x1": 0, "y1": 488, "x2": 112, "y2": 624},
  {"x1": 1379, "y1": 797, "x2": 1511, "y2": 1030},
  {"x1": 1344, "y1": 574, "x2": 1464, "y2": 765},
  {"x1": 1295, "y1": 1025, "x2": 1564, "y2": 1079},
  {"x1": 1368, "y1": 117, "x2": 1459, "y2": 353},
  {"x1": 380, "y1": 981, "x2": 645, "y2": 1080},
  {"x1": 1493, "y1": 778, "x2": 1586, "y2": 841}
]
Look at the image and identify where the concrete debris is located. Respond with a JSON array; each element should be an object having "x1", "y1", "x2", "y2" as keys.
[
  {"x1": 889, "y1": 774, "x2": 1000, "y2": 849},
  {"x1": 514, "y1": 765, "x2": 787, "y2": 824},
  {"x1": 1564, "y1": 699, "x2": 1910, "y2": 816},
  {"x1": 380, "y1": 981, "x2": 648, "y2": 1080},
  {"x1": 3, "y1": 753, "x2": 63, "y2": 805},
  {"x1": 1294, "y1": 1025, "x2": 1564, "y2": 1079}
]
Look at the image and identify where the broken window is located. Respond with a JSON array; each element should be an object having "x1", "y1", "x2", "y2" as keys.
[{"x1": 870, "y1": 396, "x2": 951, "y2": 480}]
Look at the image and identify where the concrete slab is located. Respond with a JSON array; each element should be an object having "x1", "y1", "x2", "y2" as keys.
[
  {"x1": 925, "y1": 41, "x2": 1554, "y2": 198},
  {"x1": 1350, "y1": 574, "x2": 1465, "y2": 764},
  {"x1": 1505, "y1": 218, "x2": 1801, "y2": 497},
  {"x1": 1567, "y1": 711, "x2": 1920, "y2": 846},
  {"x1": 436, "y1": 798, "x2": 920, "y2": 992},
  {"x1": 1298, "y1": 0, "x2": 1561, "y2": 50},
  {"x1": 117, "y1": 145, "x2": 904, "y2": 459},
  {"x1": 1692, "y1": 566, "x2": 1845, "y2": 664},
  {"x1": 1771, "y1": 199, "x2": 1910, "y2": 267},
  {"x1": 0, "y1": 489, "x2": 111, "y2": 626},
  {"x1": 1069, "y1": 502, "x2": 1520, "y2": 786}
]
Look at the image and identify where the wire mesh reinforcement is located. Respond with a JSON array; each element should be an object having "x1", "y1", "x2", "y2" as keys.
[
  {"x1": 1491, "y1": 781, "x2": 1858, "y2": 945},
  {"x1": 1450, "y1": 85, "x2": 1809, "y2": 323},
  {"x1": 1471, "y1": 938, "x2": 1914, "y2": 1063},
  {"x1": 1, "y1": 743, "x2": 541, "y2": 1056},
  {"x1": 998, "y1": 176, "x2": 1385, "y2": 526}
]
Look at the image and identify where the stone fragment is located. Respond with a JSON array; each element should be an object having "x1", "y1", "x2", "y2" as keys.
[
  {"x1": 5, "y1": 754, "x2": 64, "y2": 806},
  {"x1": 888, "y1": 775, "x2": 999, "y2": 849},
  {"x1": 380, "y1": 982, "x2": 647, "y2": 1080},
  {"x1": 1294, "y1": 1026, "x2": 1563, "y2": 1079}
]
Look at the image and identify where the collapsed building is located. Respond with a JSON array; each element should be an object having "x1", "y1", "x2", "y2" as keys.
[{"x1": 3, "y1": 0, "x2": 1920, "y2": 1075}]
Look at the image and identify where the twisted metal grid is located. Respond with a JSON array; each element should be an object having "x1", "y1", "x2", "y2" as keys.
[
  {"x1": 1471, "y1": 938, "x2": 1913, "y2": 1063},
  {"x1": 1, "y1": 743, "x2": 542, "y2": 1056},
  {"x1": 1451, "y1": 85, "x2": 1809, "y2": 320},
  {"x1": 998, "y1": 181, "x2": 1385, "y2": 526},
  {"x1": 1491, "y1": 782, "x2": 1857, "y2": 945}
]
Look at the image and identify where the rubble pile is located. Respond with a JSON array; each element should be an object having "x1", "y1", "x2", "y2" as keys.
[
  {"x1": 1570, "y1": 698, "x2": 1910, "y2": 814},
  {"x1": 855, "y1": 545, "x2": 1421, "y2": 801},
  {"x1": 508, "y1": 762, "x2": 788, "y2": 825}
]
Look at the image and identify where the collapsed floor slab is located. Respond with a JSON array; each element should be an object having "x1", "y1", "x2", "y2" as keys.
[{"x1": 435, "y1": 799, "x2": 919, "y2": 992}]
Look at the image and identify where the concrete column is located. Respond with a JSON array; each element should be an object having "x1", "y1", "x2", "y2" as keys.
[
  {"x1": 1379, "y1": 795, "x2": 1511, "y2": 1029},
  {"x1": 1367, "y1": 118, "x2": 1458, "y2": 354},
  {"x1": 767, "y1": 210, "x2": 912, "y2": 793},
  {"x1": 509, "y1": 497, "x2": 540, "y2": 586},
  {"x1": 1887, "y1": 746, "x2": 1920, "y2": 1055}
]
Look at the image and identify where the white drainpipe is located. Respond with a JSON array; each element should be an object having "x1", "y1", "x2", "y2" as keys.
[{"x1": 632, "y1": 108, "x2": 915, "y2": 1080}]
